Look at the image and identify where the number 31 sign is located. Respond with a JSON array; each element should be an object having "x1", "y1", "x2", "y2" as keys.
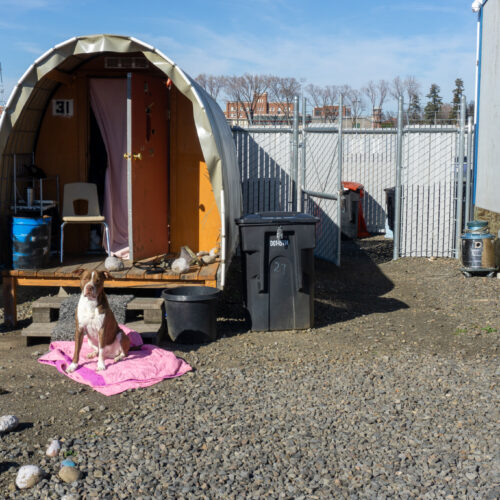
[{"x1": 52, "y1": 99, "x2": 74, "y2": 117}]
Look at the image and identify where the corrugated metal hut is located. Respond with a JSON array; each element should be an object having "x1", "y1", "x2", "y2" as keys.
[
  {"x1": 0, "y1": 34, "x2": 242, "y2": 295},
  {"x1": 0, "y1": 35, "x2": 241, "y2": 274}
]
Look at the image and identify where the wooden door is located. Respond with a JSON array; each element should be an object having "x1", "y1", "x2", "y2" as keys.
[{"x1": 127, "y1": 73, "x2": 169, "y2": 261}]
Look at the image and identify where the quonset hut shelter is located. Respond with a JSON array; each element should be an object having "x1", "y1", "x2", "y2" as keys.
[{"x1": 0, "y1": 34, "x2": 242, "y2": 325}]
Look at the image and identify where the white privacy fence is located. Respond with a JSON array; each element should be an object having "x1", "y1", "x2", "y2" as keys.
[{"x1": 232, "y1": 96, "x2": 473, "y2": 263}]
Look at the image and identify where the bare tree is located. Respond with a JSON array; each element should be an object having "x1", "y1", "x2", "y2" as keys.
[
  {"x1": 404, "y1": 75, "x2": 421, "y2": 102},
  {"x1": 305, "y1": 84, "x2": 338, "y2": 122},
  {"x1": 362, "y1": 80, "x2": 378, "y2": 112},
  {"x1": 224, "y1": 74, "x2": 272, "y2": 125},
  {"x1": 268, "y1": 76, "x2": 301, "y2": 124},
  {"x1": 376, "y1": 79, "x2": 389, "y2": 109},
  {"x1": 336, "y1": 84, "x2": 352, "y2": 120},
  {"x1": 195, "y1": 74, "x2": 226, "y2": 100},
  {"x1": 346, "y1": 88, "x2": 365, "y2": 127},
  {"x1": 390, "y1": 76, "x2": 405, "y2": 103}
]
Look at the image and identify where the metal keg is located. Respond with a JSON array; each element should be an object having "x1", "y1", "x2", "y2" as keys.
[{"x1": 460, "y1": 220, "x2": 496, "y2": 274}]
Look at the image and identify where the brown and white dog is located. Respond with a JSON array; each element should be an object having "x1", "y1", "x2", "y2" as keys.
[{"x1": 66, "y1": 270, "x2": 130, "y2": 373}]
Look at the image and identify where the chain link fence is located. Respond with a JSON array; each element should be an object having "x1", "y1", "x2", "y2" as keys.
[{"x1": 232, "y1": 96, "x2": 471, "y2": 263}]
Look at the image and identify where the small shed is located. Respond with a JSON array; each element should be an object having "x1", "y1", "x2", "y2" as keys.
[{"x1": 0, "y1": 34, "x2": 242, "y2": 287}]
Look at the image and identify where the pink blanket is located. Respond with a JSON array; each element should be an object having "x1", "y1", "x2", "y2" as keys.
[{"x1": 38, "y1": 325, "x2": 192, "y2": 396}]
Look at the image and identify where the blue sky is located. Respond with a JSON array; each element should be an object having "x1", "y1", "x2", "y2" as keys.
[{"x1": 0, "y1": 0, "x2": 478, "y2": 111}]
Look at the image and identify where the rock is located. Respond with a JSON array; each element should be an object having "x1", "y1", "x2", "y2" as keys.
[
  {"x1": 15, "y1": 465, "x2": 44, "y2": 489},
  {"x1": 171, "y1": 257, "x2": 189, "y2": 274},
  {"x1": 59, "y1": 466, "x2": 82, "y2": 483},
  {"x1": 79, "y1": 406, "x2": 90, "y2": 414},
  {"x1": 61, "y1": 459, "x2": 76, "y2": 468},
  {"x1": 201, "y1": 254, "x2": 217, "y2": 265},
  {"x1": 46, "y1": 439, "x2": 61, "y2": 457},
  {"x1": 104, "y1": 256, "x2": 124, "y2": 271},
  {"x1": 0, "y1": 414, "x2": 19, "y2": 433}
]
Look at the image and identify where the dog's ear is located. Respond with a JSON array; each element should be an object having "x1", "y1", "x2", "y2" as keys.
[
  {"x1": 73, "y1": 268, "x2": 85, "y2": 277},
  {"x1": 103, "y1": 271, "x2": 112, "y2": 280}
]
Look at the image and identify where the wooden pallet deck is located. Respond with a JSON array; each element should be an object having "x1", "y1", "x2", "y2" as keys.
[{"x1": 2, "y1": 254, "x2": 219, "y2": 328}]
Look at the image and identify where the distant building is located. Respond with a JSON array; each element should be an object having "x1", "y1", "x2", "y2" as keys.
[
  {"x1": 312, "y1": 105, "x2": 351, "y2": 122},
  {"x1": 225, "y1": 92, "x2": 294, "y2": 126}
]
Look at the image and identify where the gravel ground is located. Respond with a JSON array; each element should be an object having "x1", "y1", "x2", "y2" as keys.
[{"x1": 1, "y1": 236, "x2": 499, "y2": 499}]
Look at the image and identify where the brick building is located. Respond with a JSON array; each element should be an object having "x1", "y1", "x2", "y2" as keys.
[
  {"x1": 225, "y1": 93, "x2": 294, "y2": 125},
  {"x1": 312, "y1": 105, "x2": 351, "y2": 121}
]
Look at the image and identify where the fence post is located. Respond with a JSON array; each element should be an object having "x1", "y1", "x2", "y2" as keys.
[
  {"x1": 300, "y1": 96, "x2": 307, "y2": 212},
  {"x1": 393, "y1": 96, "x2": 403, "y2": 260},
  {"x1": 337, "y1": 94, "x2": 343, "y2": 267},
  {"x1": 465, "y1": 114, "x2": 473, "y2": 224},
  {"x1": 291, "y1": 95, "x2": 300, "y2": 211},
  {"x1": 455, "y1": 95, "x2": 466, "y2": 258}
]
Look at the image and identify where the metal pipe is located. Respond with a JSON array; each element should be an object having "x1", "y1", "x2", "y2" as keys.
[
  {"x1": 403, "y1": 127, "x2": 459, "y2": 134},
  {"x1": 393, "y1": 96, "x2": 403, "y2": 261},
  {"x1": 292, "y1": 95, "x2": 299, "y2": 211},
  {"x1": 13, "y1": 154, "x2": 17, "y2": 215},
  {"x1": 231, "y1": 126, "x2": 293, "y2": 134},
  {"x1": 465, "y1": 115, "x2": 473, "y2": 223},
  {"x1": 126, "y1": 72, "x2": 134, "y2": 261},
  {"x1": 455, "y1": 95, "x2": 466, "y2": 258},
  {"x1": 301, "y1": 189, "x2": 338, "y2": 201},
  {"x1": 232, "y1": 125, "x2": 458, "y2": 135},
  {"x1": 300, "y1": 96, "x2": 307, "y2": 212},
  {"x1": 220, "y1": 188, "x2": 226, "y2": 288},
  {"x1": 337, "y1": 94, "x2": 343, "y2": 267}
]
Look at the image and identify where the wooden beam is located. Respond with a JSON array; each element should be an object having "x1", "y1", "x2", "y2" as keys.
[
  {"x1": 15, "y1": 277, "x2": 213, "y2": 288},
  {"x1": 45, "y1": 69, "x2": 74, "y2": 86},
  {"x1": 2, "y1": 276, "x2": 17, "y2": 328}
]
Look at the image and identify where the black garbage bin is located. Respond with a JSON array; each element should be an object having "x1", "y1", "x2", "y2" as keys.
[
  {"x1": 236, "y1": 212, "x2": 318, "y2": 331},
  {"x1": 161, "y1": 286, "x2": 221, "y2": 342}
]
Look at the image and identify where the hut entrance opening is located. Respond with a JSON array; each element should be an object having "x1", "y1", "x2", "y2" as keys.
[{"x1": 36, "y1": 54, "x2": 171, "y2": 261}]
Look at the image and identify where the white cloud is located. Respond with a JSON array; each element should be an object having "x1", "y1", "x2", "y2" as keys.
[
  {"x1": 143, "y1": 19, "x2": 475, "y2": 108},
  {"x1": 16, "y1": 41, "x2": 45, "y2": 55}
]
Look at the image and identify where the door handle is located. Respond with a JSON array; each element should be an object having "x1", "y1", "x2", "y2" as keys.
[{"x1": 123, "y1": 153, "x2": 142, "y2": 160}]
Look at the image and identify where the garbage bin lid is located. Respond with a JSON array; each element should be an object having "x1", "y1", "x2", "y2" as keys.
[{"x1": 236, "y1": 212, "x2": 319, "y2": 226}]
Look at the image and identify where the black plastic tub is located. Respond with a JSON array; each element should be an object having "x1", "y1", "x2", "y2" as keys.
[{"x1": 161, "y1": 286, "x2": 221, "y2": 342}]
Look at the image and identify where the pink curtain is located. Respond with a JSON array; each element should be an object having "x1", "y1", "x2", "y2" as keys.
[{"x1": 89, "y1": 79, "x2": 129, "y2": 259}]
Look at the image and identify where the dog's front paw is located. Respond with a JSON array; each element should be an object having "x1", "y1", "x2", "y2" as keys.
[
  {"x1": 87, "y1": 351, "x2": 98, "y2": 359},
  {"x1": 66, "y1": 362, "x2": 78, "y2": 373},
  {"x1": 96, "y1": 362, "x2": 106, "y2": 371}
]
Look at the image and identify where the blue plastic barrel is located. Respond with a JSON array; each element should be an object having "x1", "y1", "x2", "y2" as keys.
[{"x1": 12, "y1": 216, "x2": 52, "y2": 269}]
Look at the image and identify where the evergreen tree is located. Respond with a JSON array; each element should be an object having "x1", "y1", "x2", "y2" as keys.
[
  {"x1": 449, "y1": 78, "x2": 464, "y2": 121},
  {"x1": 408, "y1": 93, "x2": 422, "y2": 122},
  {"x1": 424, "y1": 84, "x2": 442, "y2": 123}
]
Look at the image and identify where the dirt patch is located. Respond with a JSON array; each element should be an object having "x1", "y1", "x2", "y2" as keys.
[{"x1": 0, "y1": 236, "x2": 498, "y2": 493}]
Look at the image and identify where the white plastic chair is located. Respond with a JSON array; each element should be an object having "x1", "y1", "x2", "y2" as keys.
[{"x1": 60, "y1": 182, "x2": 111, "y2": 263}]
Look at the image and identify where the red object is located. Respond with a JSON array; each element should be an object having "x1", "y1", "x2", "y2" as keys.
[{"x1": 342, "y1": 181, "x2": 370, "y2": 238}]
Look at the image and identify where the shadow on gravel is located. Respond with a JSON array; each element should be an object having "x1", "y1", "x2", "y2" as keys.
[
  {"x1": 209, "y1": 237, "x2": 408, "y2": 336},
  {"x1": 9, "y1": 422, "x2": 33, "y2": 433},
  {"x1": 314, "y1": 238, "x2": 408, "y2": 327},
  {"x1": 0, "y1": 462, "x2": 20, "y2": 474}
]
